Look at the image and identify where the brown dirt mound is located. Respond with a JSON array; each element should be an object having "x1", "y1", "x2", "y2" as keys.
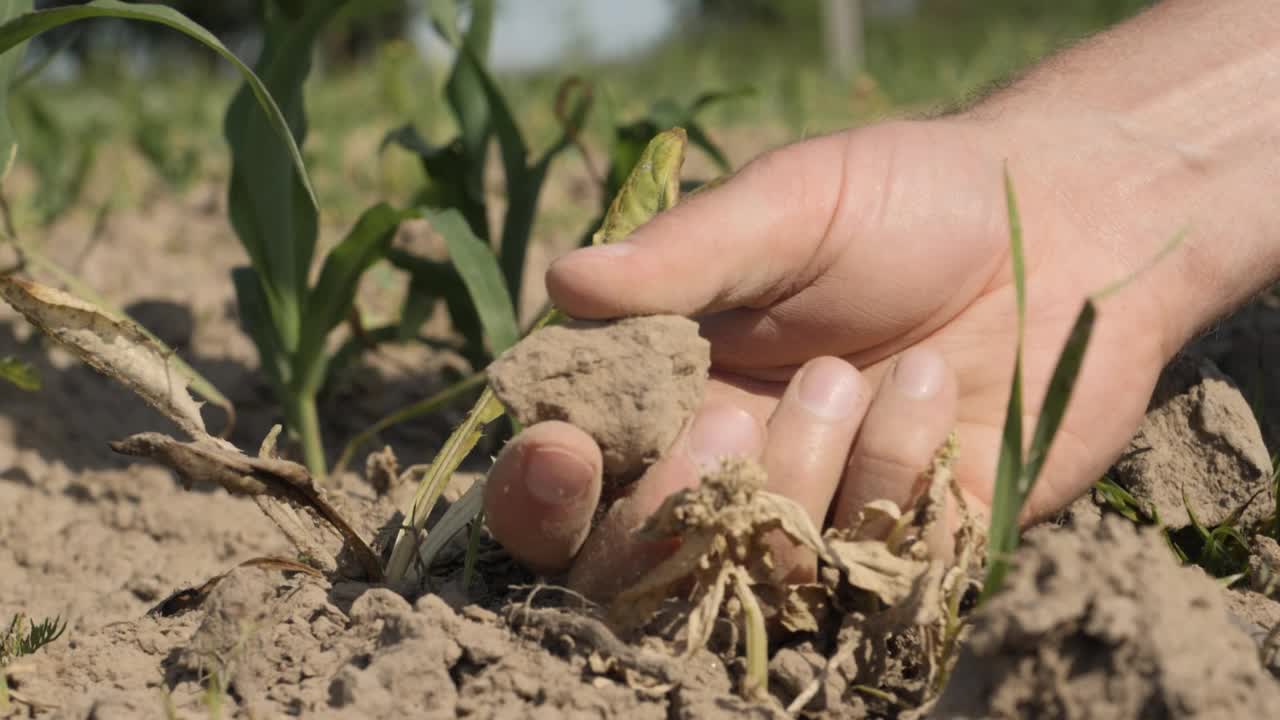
[
  {"x1": 935, "y1": 516, "x2": 1280, "y2": 719},
  {"x1": 1110, "y1": 359, "x2": 1274, "y2": 528}
]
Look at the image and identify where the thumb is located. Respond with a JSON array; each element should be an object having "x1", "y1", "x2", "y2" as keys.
[{"x1": 547, "y1": 131, "x2": 851, "y2": 319}]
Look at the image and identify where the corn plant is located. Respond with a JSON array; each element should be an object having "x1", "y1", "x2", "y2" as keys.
[
  {"x1": 0, "y1": 0, "x2": 321, "y2": 435},
  {"x1": 222, "y1": 0, "x2": 413, "y2": 479},
  {"x1": 377, "y1": 0, "x2": 590, "y2": 371}
]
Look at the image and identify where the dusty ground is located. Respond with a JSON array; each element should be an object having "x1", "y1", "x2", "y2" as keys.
[{"x1": 4, "y1": 168, "x2": 1280, "y2": 718}]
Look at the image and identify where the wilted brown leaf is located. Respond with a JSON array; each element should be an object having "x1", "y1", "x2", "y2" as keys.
[
  {"x1": 0, "y1": 276, "x2": 207, "y2": 437},
  {"x1": 110, "y1": 432, "x2": 383, "y2": 581}
]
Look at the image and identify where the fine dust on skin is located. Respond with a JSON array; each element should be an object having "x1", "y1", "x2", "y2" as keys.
[
  {"x1": 486, "y1": 314, "x2": 711, "y2": 492},
  {"x1": 936, "y1": 516, "x2": 1280, "y2": 719}
]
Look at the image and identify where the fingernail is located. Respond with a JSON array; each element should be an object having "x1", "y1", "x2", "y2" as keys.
[
  {"x1": 687, "y1": 405, "x2": 764, "y2": 472},
  {"x1": 523, "y1": 446, "x2": 594, "y2": 506},
  {"x1": 894, "y1": 348, "x2": 945, "y2": 399},
  {"x1": 798, "y1": 357, "x2": 861, "y2": 420}
]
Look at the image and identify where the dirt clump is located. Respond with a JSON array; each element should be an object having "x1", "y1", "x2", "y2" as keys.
[
  {"x1": 487, "y1": 314, "x2": 710, "y2": 488},
  {"x1": 1110, "y1": 359, "x2": 1273, "y2": 528},
  {"x1": 935, "y1": 516, "x2": 1280, "y2": 719}
]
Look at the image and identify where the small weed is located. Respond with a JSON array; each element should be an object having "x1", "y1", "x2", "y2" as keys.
[
  {"x1": 1093, "y1": 476, "x2": 1159, "y2": 525},
  {"x1": 1165, "y1": 486, "x2": 1261, "y2": 581},
  {"x1": 0, "y1": 355, "x2": 38, "y2": 391},
  {"x1": 0, "y1": 613, "x2": 67, "y2": 666}
]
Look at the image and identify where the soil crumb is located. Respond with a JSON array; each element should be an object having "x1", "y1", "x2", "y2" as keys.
[
  {"x1": 1111, "y1": 359, "x2": 1273, "y2": 528},
  {"x1": 935, "y1": 516, "x2": 1280, "y2": 719},
  {"x1": 487, "y1": 314, "x2": 710, "y2": 487}
]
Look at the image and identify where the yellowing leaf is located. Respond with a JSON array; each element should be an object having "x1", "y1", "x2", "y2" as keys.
[{"x1": 593, "y1": 128, "x2": 687, "y2": 245}]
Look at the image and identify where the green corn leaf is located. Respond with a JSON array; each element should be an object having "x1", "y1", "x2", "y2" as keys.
[
  {"x1": 0, "y1": 0, "x2": 317, "y2": 209},
  {"x1": 297, "y1": 202, "x2": 404, "y2": 391},
  {"x1": 443, "y1": 0, "x2": 494, "y2": 224},
  {"x1": 225, "y1": 0, "x2": 346, "y2": 356},
  {"x1": 454, "y1": 40, "x2": 582, "y2": 304},
  {"x1": 425, "y1": 208, "x2": 519, "y2": 356},
  {"x1": 0, "y1": 0, "x2": 31, "y2": 179},
  {"x1": 981, "y1": 168, "x2": 1029, "y2": 603},
  {"x1": 382, "y1": 124, "x2": 488, "y2": 243},
  {"x1": 594, "y1": 127, "x2": 688, "y2": 245},
  {"x1": 0, "y1": 356, "x2": 38, "y2": 391},
  {"x1": 385, "y1": 248, "x2": 487, "y2": 368},
  {"x1": 231, "y1": 267, "x2": 289, "y2": 390},
  {"x1": 424, "y1": 0, "x2": 461, "y2": 46}
]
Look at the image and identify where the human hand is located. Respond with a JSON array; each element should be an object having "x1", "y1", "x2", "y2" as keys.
[{"x1": 483, "y1": 117, "x2": 1177, "y2": 600}]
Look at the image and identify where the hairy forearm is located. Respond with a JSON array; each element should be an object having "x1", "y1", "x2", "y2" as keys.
[{"x1": 973, "y1": 0, "x2": 1280, "y2": 354}]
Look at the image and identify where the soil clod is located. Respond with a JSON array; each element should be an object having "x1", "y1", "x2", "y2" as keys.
[{"x1": 487, "y1": 314, "x2": 710, "y2": 488}]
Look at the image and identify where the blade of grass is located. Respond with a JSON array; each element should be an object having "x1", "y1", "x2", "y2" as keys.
[{"x1": 980, "y1": 168, "x2": 1028, "y2": 603}]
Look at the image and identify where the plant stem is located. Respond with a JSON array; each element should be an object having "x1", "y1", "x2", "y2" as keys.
[{"x1": 292, "y1": 392, "x2": 326, "y2": 481}]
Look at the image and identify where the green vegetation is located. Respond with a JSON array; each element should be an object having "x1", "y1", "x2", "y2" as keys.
[{"x1": 0, "y1": 613, "x2": 66, "y2": 666}]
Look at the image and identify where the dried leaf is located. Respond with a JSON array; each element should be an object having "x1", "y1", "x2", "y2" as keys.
[
  {"x1": 610, "y1": 531, "x2": 719, "y2": 630},
  {"x1": 0, "y1": 276, "x2": 206, "y2": 437},
  {"x1": 109, "y1": 432, "x2": 382, "y2": 581},
  {"x1": 684, "y1": 564, "x2": 730, "y2": 656},
  {"x1": 823, "y1": 537, "x2": 930, "y2": 606}
]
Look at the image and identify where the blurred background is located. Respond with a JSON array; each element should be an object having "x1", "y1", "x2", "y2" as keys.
[{"x1": 6, "y1": 0, "x2": 1153, "y2": 227}]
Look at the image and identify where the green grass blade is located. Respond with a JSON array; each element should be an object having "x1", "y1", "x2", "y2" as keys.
[
  {"x1": 1023, "y1": 301, "x2": 1097, "y2": 490},
  {"x1": 0, "y1": 355, "x2": 37, "y2": 390},
  {"x1": 980, "y1": 168, "x2": 1028, "y2": 603},
  {"x1": 298, "y1": 203, "x2": 404, "y2": 390},
  {"x1": 426, "y1": 208, "x2": 520, "y2": 356},
  {"x1": 0, "y1": 0, "x2": 317, "y2": 208}
]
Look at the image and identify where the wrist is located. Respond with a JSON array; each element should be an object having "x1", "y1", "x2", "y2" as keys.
[{"x1": 958, "y1": 0, "x2": 1280, "y2": 359}]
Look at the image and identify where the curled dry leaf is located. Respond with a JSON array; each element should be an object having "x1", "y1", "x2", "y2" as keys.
[
  {"x1": 610, "y1": 432, "x2": 980, "y2": 705},
  {"x1": 0, "y1": 276, "x2": 206, "y2": 438},
  {"x1": 109, "y1": 432, "x2": 383, "y2": 582}
]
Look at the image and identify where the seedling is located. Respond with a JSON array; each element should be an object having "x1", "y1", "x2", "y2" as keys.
[
  {"x1": 980, "y1": 171, "x2": 1182, "y2": 602},
  {"x1": 1094, "y1": 476, "x2": 1160, "y2": 525},
  {"x1": 0, "y1": 614, "x2": 66, "y2": 666}
]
